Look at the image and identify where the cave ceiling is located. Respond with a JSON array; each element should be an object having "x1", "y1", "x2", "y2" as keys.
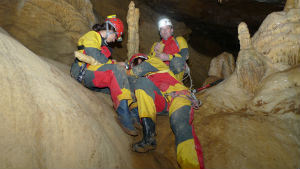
[{"x1": 136, "y1": 0, "x2": 285, "y2": 56}]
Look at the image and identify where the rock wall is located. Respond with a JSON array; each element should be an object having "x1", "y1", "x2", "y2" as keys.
[
  {"x1": 0, "y1": 0, "x2": 95, "y2": 65},
  {"x1": 0, "y1": 30, "x2": 133, "y2": 169},
  {"x1": 0, "y1": 0, "x2": 210, "y2": 86}
]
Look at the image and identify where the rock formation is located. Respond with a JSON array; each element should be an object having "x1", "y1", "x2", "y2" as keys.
[
  {"x1": 205, "y1": 51, "x2": 235, "y2": 85},
  {"x1": 1, "y1": 0, "x2": 296, "y2": 168},
  {"x1": 0, "y1": 0, "x2": 210, "y2": 87},
  {"x1": 252, "y1": 7, "x2": 300, "y2": 74},
  {"x1": 194, "y1": 1, "x2": 300, "y2": 169},
  {"x1": 0, "y1": 0, "x2": 95, "y2": 65},
  {"x1": 0, "y1": 29, "x2": 136, "y2": 168},
  {"x1": 127, "y1": 1, "x2": 140, "y2": 60},
  {"x1": 236, "y1": 22, "x2": 265, "y2": 94}
]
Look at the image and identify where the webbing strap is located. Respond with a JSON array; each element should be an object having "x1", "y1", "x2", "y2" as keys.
[
  {"x1": 189, "y1": 108, "x2": 205, "y2": 169},
  {"x1": 146, "y1": 69, "x2": 170, "y2": 77}
]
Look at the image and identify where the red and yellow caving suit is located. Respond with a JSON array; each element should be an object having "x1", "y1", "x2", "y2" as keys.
[
  {"x1": 150, "y1": 36, "x2": 188, "y2": 82},
  {"x1": 70, "y1": 31, "x2": 132, "y2": 109},
  {"x1": 128, "y1": 56, "x2": 202, "y2": 169}
]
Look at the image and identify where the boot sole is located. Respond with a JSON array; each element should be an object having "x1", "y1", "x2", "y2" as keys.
[
  {"x1": 132, "y1": 144, "x2": 156, "y2": 153},
  {"x1": 115, "y1": 117, "x2": 138, "y2": 136},
  {"x1": 133, "y1": 121, "x2": 143, "y2": 130}
]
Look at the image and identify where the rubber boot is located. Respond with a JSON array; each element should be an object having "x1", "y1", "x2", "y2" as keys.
[
  {"x1": 132, "y1": 117, "x2": 156, "y2": 152},
  {"x1": 116, "y1": 100, "x2": 138, "y2": 136},
  {"x1": 130, "y1": 107, "x2": 142, "y2": 129}
]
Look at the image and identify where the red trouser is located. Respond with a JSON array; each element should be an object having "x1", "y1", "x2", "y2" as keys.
[{"x1": 83, "y1": 64, "x2": 132, "y2": 109}]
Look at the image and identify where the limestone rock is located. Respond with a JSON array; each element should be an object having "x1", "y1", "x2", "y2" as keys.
[
  {"x1": 194, "y1": 66, "x2": 300, "y2": 169},
  {"x1": 249, "y1": 66, "x2": 300, "y2": 116},
  {"x1": 236, "y1": 22, "x2": 265, "y2": 94},
  {"x1": 127, "y1": 1, "x2": 140, "y2": 59},
  {"x1": 0, "y1": 0, "x2": 95, "y2": 65},
  {"x1": 195, "y1": 111, "x2": 299, "y2": 169},
  {"x1": 0, "y1": 30, "x2": 133, "y2": 169},
  {"x1": 207, "y1": 52, "x2": 235, "y2": 79},
  {"x1": 252, "y1": 8, "x2": 300, "y2": 72},
  {"x1": 284, "y1": 0, "x2": 300, "y2": 11},
  {"x1": 194, "y1": 3, "x2": 300, "y2": 169}
]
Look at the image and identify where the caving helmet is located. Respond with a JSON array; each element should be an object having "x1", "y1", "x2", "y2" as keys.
[
  {"x1": 128, "y1": 53, "x2": 148, "y2": 69},
  {"x1": 158, "y1": 17, "x2": 173, "y2": 30},
  {"x1": 105, "y1": 15, "x2": 124, "y2": 42}
]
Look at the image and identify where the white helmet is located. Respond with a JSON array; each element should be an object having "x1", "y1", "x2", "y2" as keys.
[{"x1": 158, "y1": 18, "x2": 172, "y2": 30}]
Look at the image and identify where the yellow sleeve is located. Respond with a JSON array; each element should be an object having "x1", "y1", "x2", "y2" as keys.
[
  {"x1": 176, "y1": 36, "x2": 188, "y2": 50},
  {"x1": 78, "y1": 31, "x2": 102, "y2": 50},
  {"x1": 149, "y1": 42, "x2": 157, "y2": 58},
  {"x1": 175, "y1": 36, "x2": 189, "y2": 59}
]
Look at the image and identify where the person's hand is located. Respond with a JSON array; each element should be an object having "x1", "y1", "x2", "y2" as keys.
[
  {"x1": 154, "y1": 42, "x2": 163, "y2": 53},
  {"x1": 156, "y1": 53, "x2": 169, "y2": 61},
  {"x1": 117, "y1": 61, "x2": 127, "y2": 69}
]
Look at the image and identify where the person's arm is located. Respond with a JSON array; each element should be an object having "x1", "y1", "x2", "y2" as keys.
[
  {"x1": 84, "y1": 47, "x2": 109, "y2": 64},
  {"x1": 156, "y1": 37, "x2": 189, "y2": 61},
  {"x1": 79, "y1": 31, "x2": 111, "y2": 64},
  {"x1": 168, "y1": 36, "x2": 189, "y2": 74},
  {"x1": 128, "y1": 59, "x2": 160, "y2": 77},
  {"x1": 174, "y1": 36, "x2": 189, "y2": 60}
]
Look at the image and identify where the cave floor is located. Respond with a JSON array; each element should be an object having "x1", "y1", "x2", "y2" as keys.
[{"x1": 130, "y1": 115, "x2": 179, "y2": 169}]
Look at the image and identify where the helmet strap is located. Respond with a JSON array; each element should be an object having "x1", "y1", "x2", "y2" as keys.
[{"x1": 104, "y1": 21, "x2": 118, "y2": 44}]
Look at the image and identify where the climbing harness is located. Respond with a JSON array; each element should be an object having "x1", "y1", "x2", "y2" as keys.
[
  {"x1": 165, "y1": 90, "x2": 201, "y2": 110},
  {"x1": 181, "y1": 62, "x2": 202, "y2": 109}
]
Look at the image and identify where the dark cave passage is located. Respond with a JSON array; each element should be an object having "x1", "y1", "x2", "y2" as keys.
[{"x1": 139, "y1": 0, "x2": 285, "y2": 58}]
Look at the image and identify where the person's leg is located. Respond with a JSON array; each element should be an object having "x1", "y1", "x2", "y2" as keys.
[
  {"x1": 169, "y1": 96, "x2": 201, "y2": 169},
  {"x1": 83, "y1": 64, "x2": 137, "y2": 136},
  {"x1": 116, "y1": 99, "x2": 138, "y2": 136},
  {"x1": 132, "y1": 77, "x2": 167, "y2": 152},
  {"x1": 127, "y1": 76, "x2": 143, "y2": 129},
  {"x1": 85, "y1": 64, "x2": 132, "y2": 108}
]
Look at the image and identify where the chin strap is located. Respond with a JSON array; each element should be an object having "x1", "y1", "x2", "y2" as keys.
[
  {"x1": 104, "y1": 20, "x2": 119, "y2": 44},
  {"x1": 102, "y1": 21, "x2": 110, "y2": 45}
]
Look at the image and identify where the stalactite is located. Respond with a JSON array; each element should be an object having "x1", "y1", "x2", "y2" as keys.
[{"x1": 127, "y1": 1, "x2": 140, "y2": 60}]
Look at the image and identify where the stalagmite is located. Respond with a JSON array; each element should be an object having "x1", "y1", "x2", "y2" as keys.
[
  {"x1": 236, "y1": 22, "x2": 265, "y2": 94},
  {"x1": 194, "y1": 2, "x2": 300, "y2": 168},
  {"x1": 127, "y1": 1, "x2": 140, "y2": 59}
]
